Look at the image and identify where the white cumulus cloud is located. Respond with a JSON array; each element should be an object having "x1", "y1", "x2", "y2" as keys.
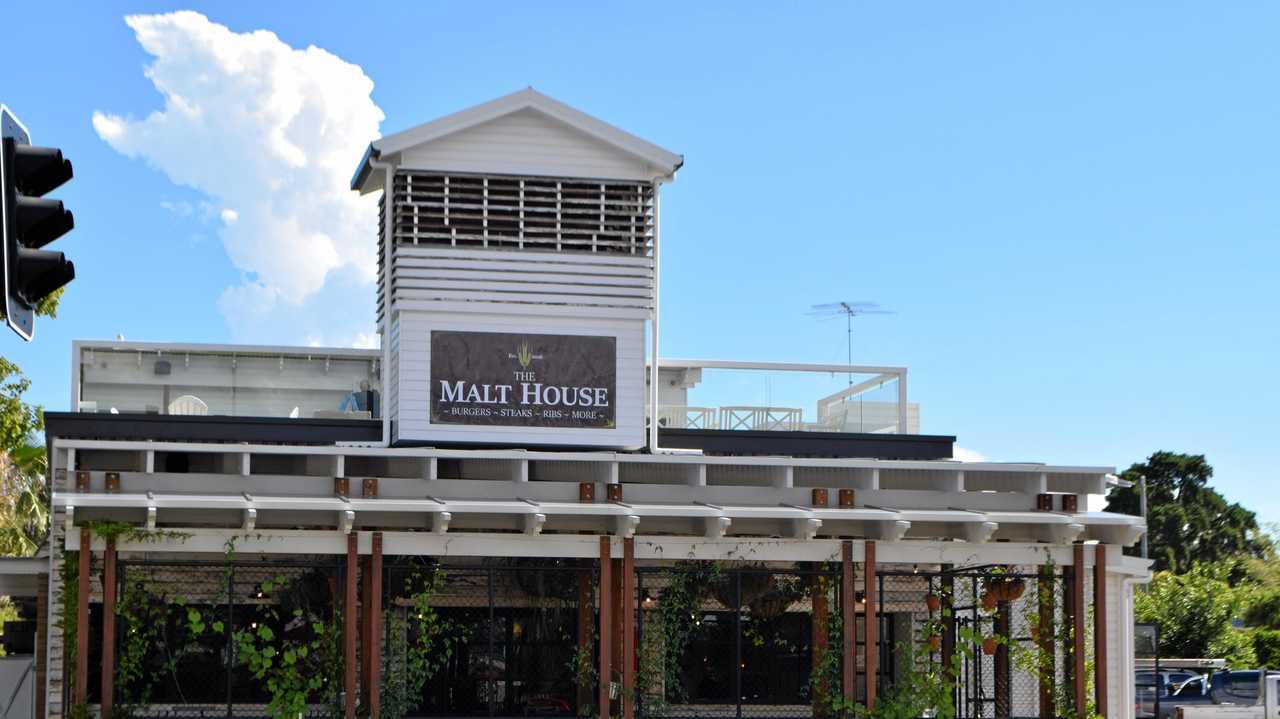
[
  {"x1": 93, "y1": 11, "x2": 383, "y2": 346},
  {"x1": 952, "y1": 447, "x2": 987, "y2": 463}
]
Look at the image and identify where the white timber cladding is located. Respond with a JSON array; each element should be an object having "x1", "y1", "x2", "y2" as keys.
[
  {"x1": 380, "y1": 244, "x2": 655, "y2": 323},
  {"x1": 396, "y1": 108, "x2": 668, "y2": 182},
  {"x1": 394, "y1": 310, "x2": 646, "y2": 448}
]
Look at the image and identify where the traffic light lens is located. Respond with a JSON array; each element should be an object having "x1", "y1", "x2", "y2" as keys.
[
  {"x1": 14, "y1": 196, "x2": 73, "y2": 248},
  {"x1": 12, "y1": 145, "x2": 71, "y2": 196}
]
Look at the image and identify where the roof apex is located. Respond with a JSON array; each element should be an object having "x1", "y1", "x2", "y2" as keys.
[{"x1": 352, "y1": 87, "x2": 682, "y2": 192}]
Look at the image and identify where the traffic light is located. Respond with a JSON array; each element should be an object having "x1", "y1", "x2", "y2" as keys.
[{"x1": 1, "y1": 105, "x2": 75, "y2": 341}]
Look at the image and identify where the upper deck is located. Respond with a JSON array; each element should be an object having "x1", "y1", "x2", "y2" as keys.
[{"x1": 66, "y1": 340, "x2": 951, "y2": 459}]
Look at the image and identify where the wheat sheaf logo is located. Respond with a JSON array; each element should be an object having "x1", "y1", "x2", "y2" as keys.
[{"x1": 515, "y1": 342, "x2": 533, "y2": 369}]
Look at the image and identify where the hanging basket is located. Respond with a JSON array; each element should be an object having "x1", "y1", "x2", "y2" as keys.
[
  {"x1": 926, "y1": 634, "x2": 943, "y2": 652},
  {"x1": 749, "y1": 575, "x2": 806, "y2": 620},
  {"x1": 924, "y1": 593, "x2": 942, "y2": 613},
  {"x1": 981, "y1": 636, "x2": 999, "y2": 656},
  {"x1": 710, "y1": 566, "x2": 775, "y2": 610},
  {"x1": 1003, "y1": 578, "x2": 1026, "y2": 601}
]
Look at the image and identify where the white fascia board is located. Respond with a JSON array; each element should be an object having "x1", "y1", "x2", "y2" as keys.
[
  {"x1": 892, "y1": 508, "x2": 990, "y2": 524},
  {"x1": 810, "y1": 507, "x2": 903, "y2": 521},
  {"x1": 50, "y1": 437, "x2": 1109, "y2": 475},
  {"x1": 74, "y1": 339, "x2": 379, "y2": 360},
  {"x1": 1068, "y1": 511, "x2": 1145, "y2": 525},
  {"x1": 658, "y1": 358, "x2": 908, "y2": 376},
  {"x1": 1110, "y1": 553, "x2": 1154, "y2": 579},
  {"x1": 719, "y1": 505, "x2": 814, "y2": 520},
  {"x1": 626, "y1": 503, "x2": 723, "y2": 518},
  {"x1": 371, "y1": 88, "x2": 682, "y2": 177},
  {"x1": 63, "y1": 526, "x2": 1105, "y2": 567},
  {"x1": 978, "y1": 510, "x2": 1076, "y2": 524}
]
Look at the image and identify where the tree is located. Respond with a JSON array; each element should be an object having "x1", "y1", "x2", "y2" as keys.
[
  {"x1": 1105, "y1": 452, "x2": 1263, "y2": 574},
  {"x1": 0, "y1": 289, "x2": 62, "y2": 557},
  {"x1": 1135, "y1": 564, "x2": 1255, "y2": 665},
  {"x1": 0, "y1": 358, "x2": 49, "y2": 556}
]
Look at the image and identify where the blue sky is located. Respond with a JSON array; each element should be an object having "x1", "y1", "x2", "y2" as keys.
[{"x1": 1, "y1": 3, "x2": 1277, "y2": 524}]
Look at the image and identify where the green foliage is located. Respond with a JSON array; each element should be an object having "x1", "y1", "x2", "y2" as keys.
[
  {"x1": 1136, "y1": 564, "x2": 1255, "y2": 666},
  {"x1": 57, "y1": 551, "x2": 80, "y2": 699},
  {"x1": 1244, "y1": 588, "x2": 1280, "y2": 630},
  {"x1": 647, "y1": 561, "x2": 722, "y2": 704},
  {"x1": 114, "y1": 578, "x2": 217, "y2": 712},
  {"x1": 0, "y1": 358, "x2": 42, "y2": 455},
  {"x1": 1106, "y1": 452, "x2": 1264, "y2": 574},
  {"x1": 0, "y1": 357, "x2": 48, "y2": 557},
  {"x1": 233, "y1": 573, "x2": 343, "y2": 719},
  {"x1": 115, "y1": 580, "x2": 167, "y2": 707},
  {"x1": 382, "y1": 567, "x2": 469, "y2": 719},
  {"x1": 570, "y1": 625, "x2": 598, "y2": 717},
  {"x1": 1252, "y1": 630, "x2": 1280, "y2": 669},
  {"x1": 85, "y1": 520, "x2": 192, "y2": 545}
]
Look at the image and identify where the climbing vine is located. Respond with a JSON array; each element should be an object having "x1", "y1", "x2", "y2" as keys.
[
  {"x1": 233, "y1": 572, "x2": 343, "y2": 719},
  {"x1": 85, "y1": 519, "x2": 191, "y2": 545},
  {"x1": 382, "y1": 566, "x2": 469, "y2": 719},
  {"x1": 56, "y1": 551, "x2": 81, "y2": 715}
]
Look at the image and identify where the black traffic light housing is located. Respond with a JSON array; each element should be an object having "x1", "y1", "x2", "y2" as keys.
[{"x1": 1, "y1": 105, "x2": 75, "y2": 341}]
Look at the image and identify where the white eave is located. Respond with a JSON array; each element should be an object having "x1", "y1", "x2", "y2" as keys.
[
  {"x1": 54, "y1": 490, "x2": 1145, "y2": 547},
  {"x1": 351, "y1": 87, "x2": 683, "y2": 193}
]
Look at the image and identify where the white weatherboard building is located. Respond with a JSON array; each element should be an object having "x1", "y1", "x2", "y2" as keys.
[{"x1": 26, "y1": 89, "x2": 1148, "y2": 719}]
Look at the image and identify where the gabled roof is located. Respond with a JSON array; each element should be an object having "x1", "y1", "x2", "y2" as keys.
[{"x1": 351, "y1": 87, "x2": 683, "y2": 192}]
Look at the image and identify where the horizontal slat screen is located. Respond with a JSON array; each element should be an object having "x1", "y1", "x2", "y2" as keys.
[
  {"x1": 392, "y1": 170, "x2": 654, "y2": 255},
  {"x1": 378, "y1": 171, "x2": 656, "y2": 323}
]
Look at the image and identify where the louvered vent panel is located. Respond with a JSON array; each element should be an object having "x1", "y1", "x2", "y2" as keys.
[
  {"x1": 392, "y1": 171, "x2": 654, "y2": 255},
  {"x1": 378, "y1": 170, "x2": 655, "y2": 322}
]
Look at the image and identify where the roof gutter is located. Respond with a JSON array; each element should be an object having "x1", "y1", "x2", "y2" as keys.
[
  {"x1": 371, "y1": 156, "x2": 394, "y2": 447},
  {"x1": 350, "y1": 143, "x2": 381, "y2": 193}
]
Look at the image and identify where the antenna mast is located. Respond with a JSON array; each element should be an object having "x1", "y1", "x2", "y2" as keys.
[{"x1": 808, "y1": 301, "x2": 895, "y2": 384}]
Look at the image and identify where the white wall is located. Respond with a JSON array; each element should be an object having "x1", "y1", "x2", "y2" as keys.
[
  {"x1": 398, "y1": 108, "x2": 660, "y2": 181},
  {"x1": 393, "y1": 309, "x2": 646, "y2": 449}
]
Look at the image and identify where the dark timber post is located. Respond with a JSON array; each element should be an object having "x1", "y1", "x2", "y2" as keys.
[
  {"x1": 361, "y1": 554, "x2": 372, "y2": 709},
  {"x1": 576, "y1": 563, "x2": 593, "y2": 713},
  {"x1": 812, "y1": 565, "x2": 830, "y2": 714},
  {"x1": 1094, "y1": 544, "x2": 1108, "y2": 719},
  {"x1": 74, "y1": 527, "x2": 89, "y2": 707},
  {"x1": 1072, "y1": 543, "x2": 1087, "y2": 719},
  {"x1": 994, "y1": 599, "x2": 1011, "y2": 719},
  {"x1": 101, "y1": 538, "x2": 117, "y2": 719},
  {"x1": 941, "y1": 566, "x2": 956, "y2": 709},
  {"x1": 864, "y1": 541, "x2": 877, "y2": 711},
  {"x1": 841, "y1": 542, "x2": 855, "y2": 706},
  {"x1": 622, "y1": 538, "x2": 636, "y2": 719},
  {"x1": 599, "y1": 537, "x2": 612, "y2": 719},
  {"x1": 345, "y1": 533, "x2": 358, "y2": 719},
  {"x1": 370, "y1": 532, "x2": 383, "y2": 719},
  {"x1": 734, "y1": 570, "x2": 742, "y2": 719},
  {"x1": 1038, "y1": 566, "x2": 1055, "y2": 718}
]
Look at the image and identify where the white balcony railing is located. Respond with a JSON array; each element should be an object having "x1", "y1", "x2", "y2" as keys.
[{"x1": 651, "y1": 360, "x2": 917, "y2": 435}]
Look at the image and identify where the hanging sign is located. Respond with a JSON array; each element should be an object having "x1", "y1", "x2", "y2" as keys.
[{"x1": 430, "y1": 330, "x2": 617, "y2": 428}]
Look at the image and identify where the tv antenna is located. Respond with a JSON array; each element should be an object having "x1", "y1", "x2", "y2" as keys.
[{"x1": 808, "y1": 301, "x2": 895, "y2": 384}]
